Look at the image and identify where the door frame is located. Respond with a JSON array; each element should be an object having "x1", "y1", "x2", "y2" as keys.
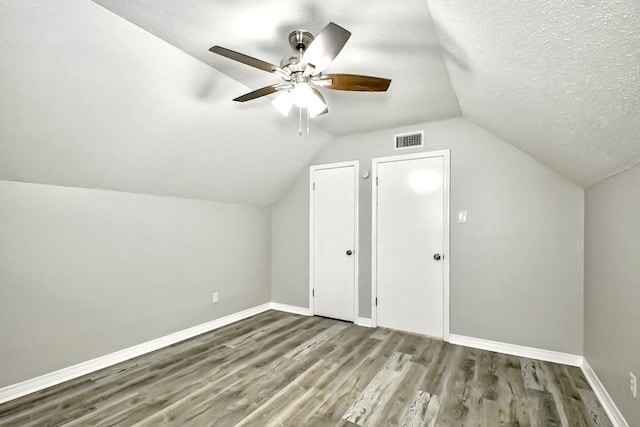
[
  {"x1": 371, "y1": 150, "x2": 450, "y2": 340},
  {"x1": 309, "y1": 160, "x2": 360, "y2": 320}
]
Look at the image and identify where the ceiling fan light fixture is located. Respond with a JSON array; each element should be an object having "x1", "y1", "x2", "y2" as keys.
[
  {"x1": 291, "y1": 82, "x2": 315, "y2": 108},
  {"x1": 272, "y1": 91, "x2": 294, "y2": 116}
]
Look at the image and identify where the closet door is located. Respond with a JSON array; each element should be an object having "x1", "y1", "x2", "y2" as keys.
[
  {"x1": 310, "y1": 162, "x2": 358, "y2": 322},
  {"x1": 374, "y1": 153, "x2": 445, "y2": 337}
]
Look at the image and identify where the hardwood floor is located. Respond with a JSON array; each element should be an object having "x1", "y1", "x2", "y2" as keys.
[{"x1": 0, "y1": 310, "x2": 612, "y2": 426}]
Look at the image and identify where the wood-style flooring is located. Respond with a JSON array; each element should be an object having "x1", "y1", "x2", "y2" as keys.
[{"x1": 0, "y1": 310, "x2": 612, "y2": 426}]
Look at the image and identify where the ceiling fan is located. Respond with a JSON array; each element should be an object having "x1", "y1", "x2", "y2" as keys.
[{"x1": 209, "y1": 22, "x2": 391, "y2": 134}]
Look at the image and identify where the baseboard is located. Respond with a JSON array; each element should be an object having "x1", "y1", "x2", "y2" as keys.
[
  {"x1": 581, "y1": 359, "x2": 629, "y2": 427},
  {"x1": 448, "y1": 334, "x2": 583, "y2": 367},
  {"x1": 0, "y1": 303, "x2": 272, "y2": 405},
  {"x1": 269, "y1": 302, "x2": 312, "y2": 316},
  {"x1": 356, "y1": 317, "x2": 375, "y2": 328}
]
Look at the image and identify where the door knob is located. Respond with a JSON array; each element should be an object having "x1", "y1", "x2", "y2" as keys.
[
  {"x1": 433, "y1": 253, "x2": 442, "y2": 261},
  {"x1": 346, "y1": 250, "x2": 353, "y2": 256}
]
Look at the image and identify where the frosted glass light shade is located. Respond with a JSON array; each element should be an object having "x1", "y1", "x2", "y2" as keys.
[
  {"x1": 308, "y1": 91, "x2": 328, "y2": 118},
  {"x1": 292, "y1": 83, "x2": 314, "y2": 108},
  {"x1": 272, "y1": 91, "x2": 293, "y2": 116}
]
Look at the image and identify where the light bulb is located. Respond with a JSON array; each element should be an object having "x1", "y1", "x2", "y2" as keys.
[
  {"x1": 272, "y1": 91, "x2": 293, "y2": 116},
  {"x1": 292, "y1": 83, "x2": 314, "y2": 108}
]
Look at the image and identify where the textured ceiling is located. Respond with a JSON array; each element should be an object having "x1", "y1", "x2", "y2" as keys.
[
  {"x1": 0, "y1": 0, "x2": 331, "y2": 205},
  {"x1": 2, "y1": 0, "x2": 638, "y2": 203},
  {"x1": 428, "y1": 0, "x2": 640, "y2": 186},
  {"x1": 90, "y1": 0, "x2": 462, "y2": 136}
]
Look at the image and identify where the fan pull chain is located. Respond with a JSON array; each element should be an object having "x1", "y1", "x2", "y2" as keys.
[
  {"x1": 306, "y1": 108, "x2": 310, "y2": 135},
  {"x1": 298, "y1": 107, "x2": 302, "y2": 135}
]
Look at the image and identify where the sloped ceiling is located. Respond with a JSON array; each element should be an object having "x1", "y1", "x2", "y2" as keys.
[
  {"x1": 0, "y1": 0, "x2": 332, "y2": 205},
  {"x1": 428, "y1": 0, "x2": 640, "y2": 186},
  {"x1": 89, "y1": 0, "x2": 462, "y2": 136},
  {"x1": 1, "y1": 0, "x2": 638, "y2": 202}
]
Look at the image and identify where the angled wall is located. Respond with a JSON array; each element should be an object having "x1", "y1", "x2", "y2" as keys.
[{"x1": 272, "y1": 117, "x2": 584, "y2": 354}]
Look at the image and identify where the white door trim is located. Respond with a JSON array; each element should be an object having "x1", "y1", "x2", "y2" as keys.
[
  {"x1": 371, "y1": 150, "x2": 450, "y2": 341},
  {"x1": 309, "y1": 160, "x2": 360, "y2": 321}
]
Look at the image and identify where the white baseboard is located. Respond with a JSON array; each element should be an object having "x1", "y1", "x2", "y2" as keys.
[
  {"x1": 448, "y1": 334, "x2": 583, "y2": 367},
  {"x1": 0, "y1": 303, "x2": 272, "y2": 405},
  {"x1": 269, "y1": 302, "x2": 312, "y2": 316},
  {"x1": 581, "y1": 360, "x2": 629, "y2": 427},
  {"x1": 356, "y1": 317, "x2": 375, "y2": 328}
]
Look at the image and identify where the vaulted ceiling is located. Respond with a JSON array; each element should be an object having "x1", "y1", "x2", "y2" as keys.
[
  {"x1": 90, "y1": 0, "x2": 462, "y2": 136},
  {"x1": 1, "y1": 0, "x2": 638, "y2": 204}
]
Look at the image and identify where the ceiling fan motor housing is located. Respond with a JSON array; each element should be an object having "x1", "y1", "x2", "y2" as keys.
[{"x1": 288, "y1": 30, "x2": 314, "y2": 53}]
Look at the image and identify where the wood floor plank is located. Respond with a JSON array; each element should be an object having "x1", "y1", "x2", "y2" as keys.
[
  {"x1": 495, "y1": 365, "x2": 531, "y2": 425},
  {"x1": 399, "y1": 390, "x2": 440, "y2": 427},
  {"x1": 577, "y1": 388, "x2": 614, "y2": 427},
  {"x1": 342, "y1": 352, "x2": 412, "y2": 425},
  {"x1": 542, "y1": 362, "x2": 593, "y2": 427},
  {"x1": 224, "y1": 315, "x2": 299, "y2": 348},
  {"x1": 416, "y1": 342, "x2": 456, "y2": 394},
  {"x1": 284, "y1": 340, "x2": 388, "y2": 425},
  {"x1": 305, "y1": 356, "x2": 389, "y2": 424},
  {"x1": 522, "y1": 358, "x2": 547, "y2": 391},
  {"x1": 0, "y1": 311, "x2": 614, "y2": 427},
  {"x1": 375, "y1": 361, "x2": 427, "y2": 425},
  {"x1": 284, "y1": 323, "x2": 349, "y2": 360},
  {"x1": 233, "y1": 359, "x2": 327, "y2": 426},
  {"x1": 528, "y1": 389, "x2": 563, "y2": 427},
  {"x1": 482, "y1": 398, "x2": 500, "y2": 426}
]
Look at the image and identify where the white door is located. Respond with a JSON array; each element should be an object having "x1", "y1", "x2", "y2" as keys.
[
  {"x1": 374, "y1": 153, "x2": 446, "y2": 337},
  {"x1": 311, "y1": 163, "x2": 358, "y2": 322}
]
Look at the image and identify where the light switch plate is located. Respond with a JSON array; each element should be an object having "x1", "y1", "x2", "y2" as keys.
[{"x1": 458, "y1": 211, "x2": 468, "y2": 223}]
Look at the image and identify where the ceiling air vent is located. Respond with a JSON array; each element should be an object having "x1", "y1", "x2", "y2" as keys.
[{"x1": 394, "y1": 131, "x2": 424, "y2": 150}]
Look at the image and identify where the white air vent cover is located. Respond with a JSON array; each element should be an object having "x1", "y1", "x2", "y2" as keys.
[{"x1": 394, "y1": 131, "x2": 424, "y2": 150}]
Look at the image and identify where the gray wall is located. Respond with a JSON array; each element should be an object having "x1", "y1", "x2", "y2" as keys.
[
  {"x1": 271, "y1": 174, "x2": 310, "y2": 306},
  {"x1": 272, "y1": 117, "x2": 584, "y2": 354},
  {"x1": 0, "y1": 180, "x2": 271, "y2": 388},
  {"x1": 585, "y1": 165, "x2": 640, "y2": 426}
]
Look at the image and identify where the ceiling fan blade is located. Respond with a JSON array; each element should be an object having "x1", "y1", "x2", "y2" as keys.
[
  {"x1": 315, "y1": 74, "x2": 391, "y2": 92},
  {"x1": 302, "y1": 22, "x2": 351, "y2": 74},
  {"x1": 210, "y1": 46, "x2": 287, "y2": 75},
  {"x1": 233, "y1": 84, "x2": 287, "y2": 102}
]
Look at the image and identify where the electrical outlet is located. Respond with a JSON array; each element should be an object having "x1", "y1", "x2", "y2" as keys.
[
  {"x1": 212, "y1": 292, "x2": 219, "y2": 303},
  {"x1": 631, "y1": 372, "x2": 637, "y2": 398}
]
